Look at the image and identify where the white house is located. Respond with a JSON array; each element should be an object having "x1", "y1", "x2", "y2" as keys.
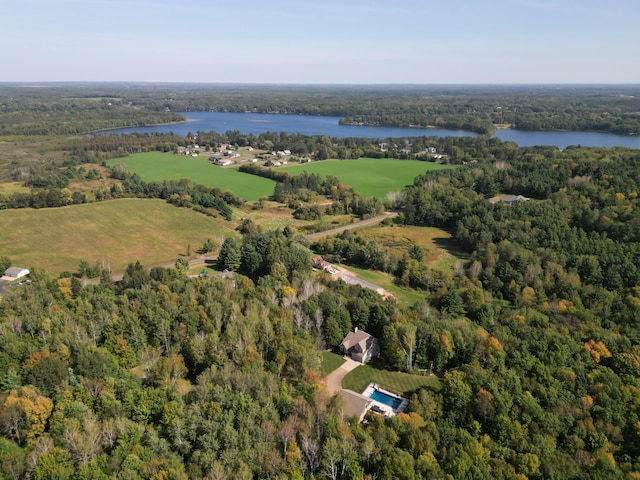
[{"x1": 4, "y1": 267, "x2": 29, "y2": 279}]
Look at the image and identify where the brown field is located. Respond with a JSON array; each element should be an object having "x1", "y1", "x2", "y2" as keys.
[{"x1": 357, "y1": 224, "x2": 466, "y2": 268}]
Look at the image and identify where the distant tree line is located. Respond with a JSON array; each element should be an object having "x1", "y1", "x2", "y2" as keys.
[{"x1": 3, "y1": 84, "x2": 640, "y2": 138}]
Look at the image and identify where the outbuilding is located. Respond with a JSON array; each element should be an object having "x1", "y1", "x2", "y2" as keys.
[{"x1": 4, "y1": 267, "x2": 29, "y2": 279}]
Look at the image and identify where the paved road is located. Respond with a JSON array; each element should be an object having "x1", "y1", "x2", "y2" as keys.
[
  {"x1": 307, "y1": 211, "x2": 398, "y2": 241},
  {"x1": 0, "y1": 280, "x2": 10, "y2": 296}
]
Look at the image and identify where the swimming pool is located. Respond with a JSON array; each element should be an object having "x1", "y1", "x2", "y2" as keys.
[{"x1": 369, "y1": 390, "x2": 403, "y2": 410}]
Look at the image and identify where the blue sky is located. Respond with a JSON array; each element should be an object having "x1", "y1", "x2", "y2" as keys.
[{"x1": 2, "y1": 0, "x2": 638, "y2": 83}]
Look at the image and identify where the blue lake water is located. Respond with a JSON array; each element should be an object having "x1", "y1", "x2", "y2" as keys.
[
  {"x1": 369, "y1": 390, "x2": 403, "y2": 410},
  {"x1": 104, "y1": 111, "x2": 640, "y2": 150}
]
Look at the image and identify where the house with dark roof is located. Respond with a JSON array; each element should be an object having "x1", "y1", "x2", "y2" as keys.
[{"x1": 340, "y1": 329, "x2": 380, "y2": 363}]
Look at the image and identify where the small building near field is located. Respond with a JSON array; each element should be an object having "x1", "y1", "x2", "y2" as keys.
[
  {"x1": 340, "y1": 328, "x2": 379, "y2": 363},
  {"x1": 312, "y1": 256, "x2": 333, "y2": 272},
  {"x1": 4, "y1": 267, "x2": 29, "y2": 279}
]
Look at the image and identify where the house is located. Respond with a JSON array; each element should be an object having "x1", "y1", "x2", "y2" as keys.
[
  {"x1": 340, "y1": 328, "x2": 380, "y2": 363},
  {"x1": 312, "y1": 256, "x2": 332, "y2": 272},
  {"x1": 4, "y1": 267, "x2": 29, "y2": 279}
]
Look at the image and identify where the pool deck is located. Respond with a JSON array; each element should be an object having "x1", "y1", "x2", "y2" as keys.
[{"x1": 362, "y1": 383, "x2": 408, "y2": 417}]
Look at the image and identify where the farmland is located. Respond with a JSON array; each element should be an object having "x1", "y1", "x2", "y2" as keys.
[
  {"x1": 281, "y1": 158, "x2": 453, "y2": 198},
  {"x1": 0, "y1": 199, "x2": 237, "y2": 273},
  {"x1": 106, "y1": 154, "x2": 453, "y2": 202},
  {"x1": 106, "y1": 152, "x2": 276, "y2": 201}
]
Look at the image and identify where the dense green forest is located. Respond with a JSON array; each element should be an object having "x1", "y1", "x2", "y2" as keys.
[
  {"x1": 1, "y1": 84, "x2": 639, "y2": 135},
  {"x1": 3, "y1": 131, "x2": 640, "y2": 478}
]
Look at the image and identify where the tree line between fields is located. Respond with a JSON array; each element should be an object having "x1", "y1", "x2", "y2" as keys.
[{"x1": 1, "y1": 134, "x2": 640, "y2": 477}]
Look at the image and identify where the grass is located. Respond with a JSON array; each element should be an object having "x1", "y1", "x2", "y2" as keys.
[
  {"x1": 342, "y1": 363, "x2": 442, "y2": 396},
  {"x1": 322, "y1": 351, "x2": 345, "y2": 375},
  {"x1": 340, "y1": 265, "x2": 425, "y2": 306},
  {"x1": 280, "y1": 158, "x2": 453, "y2": 199},
  {"x1": 0, "y1": 182, "x2": 29, "y2": 195},
  {"x1": 356, "y1": 224, "x2": 464, "y2": 268},
  {"x1": 107, "y1": 152, "x2": 276, "y2": 201},
  {"x1": 232, "y1": 201, "x2": 312, "y2": 232},
  {"x1": 0, "y1": 199, "x2": 238, "y2": 274}
]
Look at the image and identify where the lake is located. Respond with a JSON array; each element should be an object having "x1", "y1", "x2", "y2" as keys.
[{"x1": 105, "y1": 111, "x2": 640, "y2": 149}]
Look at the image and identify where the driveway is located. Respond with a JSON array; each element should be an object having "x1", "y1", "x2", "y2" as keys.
[
  {"x1": 325, "y1": 357, "x2": 361, "y2": 395},
  {"x1": 0, "y1": 279, "x2": 11, "y2": 295}
]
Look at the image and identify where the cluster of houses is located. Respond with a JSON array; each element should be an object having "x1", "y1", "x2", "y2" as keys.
[{"x1": 176, "y1": 145, "x2": 200, "y2": 157}]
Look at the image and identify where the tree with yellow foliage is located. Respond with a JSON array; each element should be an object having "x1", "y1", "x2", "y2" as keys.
[{"x1": 1, "y1": 386, "x2": 53, "y2": 446}]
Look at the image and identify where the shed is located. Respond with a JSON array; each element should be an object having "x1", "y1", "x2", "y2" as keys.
[{"x1": 4, "y1": 267, "x2": 29, "y2": 279}]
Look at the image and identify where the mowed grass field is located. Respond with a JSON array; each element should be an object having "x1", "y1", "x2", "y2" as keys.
[
  {"x1": 107, "y1": 152, "x2": 276, "y2": 201},
  {"x1": 281, "y1": 158, "x2": 453, "y2": 198},
  {"x1": 0, "y1": 199, "x2": 237, "y2": 274},
  {"x1": 342, "y1": 364, "x2": 441, "y2": 396}
]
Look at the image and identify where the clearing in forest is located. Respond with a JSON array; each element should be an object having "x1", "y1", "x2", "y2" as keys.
[{"x1": 0, "y1": 198, "x2": 237, "y2": 274}]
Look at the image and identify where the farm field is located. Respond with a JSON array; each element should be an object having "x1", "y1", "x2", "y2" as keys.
[
  {"x1": 0, "y1": 199, "x2": 237, "y2": 274},
  {"x1": 106, "y1": 152, "x2": 276, "y2": 201},
  {"x1": 281, "y1": 158, "x2": 453, "y2": 198}
]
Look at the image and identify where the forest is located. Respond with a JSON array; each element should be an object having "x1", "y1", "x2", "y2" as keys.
[
  {"x1": 2, "y1": 132, "x2": 640, "y2": 478},
  {"x1": 1, "y1": 83, "x2": 640, "y2": 136},
  {"x1": 2, "y1": 85, "x2": 640, "y2": 478}
]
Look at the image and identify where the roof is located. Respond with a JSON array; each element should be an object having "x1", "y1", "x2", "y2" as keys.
[
  {"x1": 340, "y1": 389, "x2": 371, "y2": 421},
  {"x1": 341, "y1": 329, "x2": 376, "y2": 351},
  {"x1": 4, "y1": 267, "x2": 29, "y2": 276}
]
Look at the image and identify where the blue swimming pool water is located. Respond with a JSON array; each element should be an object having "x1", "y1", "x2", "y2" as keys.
[{"x1": 369, "y1": 390, "x2": 403, "y2": 410}]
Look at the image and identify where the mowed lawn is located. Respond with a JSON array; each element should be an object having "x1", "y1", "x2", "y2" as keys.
[
  {"x1": 107, "y1": 152, "x2": 275, "y2": 201},
  {"x1": 0, "y1": 199, "x2": 237, "y2": 274},
  {"x1": 281, "y1": 158, "x2": 453, "y2": 198},
  {"x1": 342, "y1": 364, "x2": 441, "y2": 396}
]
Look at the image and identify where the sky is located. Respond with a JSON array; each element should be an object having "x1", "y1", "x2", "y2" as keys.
[{"x1": 2, "y1": 0, "x2": 639, "y2": 84}]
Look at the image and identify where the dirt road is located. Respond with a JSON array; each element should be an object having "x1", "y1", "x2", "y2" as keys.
[
  {"x1": 306, "y1": 212, "x2": 398, "y2": 241},
  {"x1": 108, "y1": 211, "x2": 397, "y2": 281}
]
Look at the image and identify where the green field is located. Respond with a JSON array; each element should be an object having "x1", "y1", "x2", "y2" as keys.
[
  {"x1": 107, "y1": 152, "x2": 276, "y2": 201},
  {"x1": 342, "y1": 364, "x2": 441, "y2": 396},
  {"x1": 281, "y1": 158, "x2": 453, "y2": 198},
  {"x1": 341, "y1": 265, "x2": 426, "y2": 306},
  {"x1": 0, "y1": 199, "x2": 237, "y2": 273}
]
